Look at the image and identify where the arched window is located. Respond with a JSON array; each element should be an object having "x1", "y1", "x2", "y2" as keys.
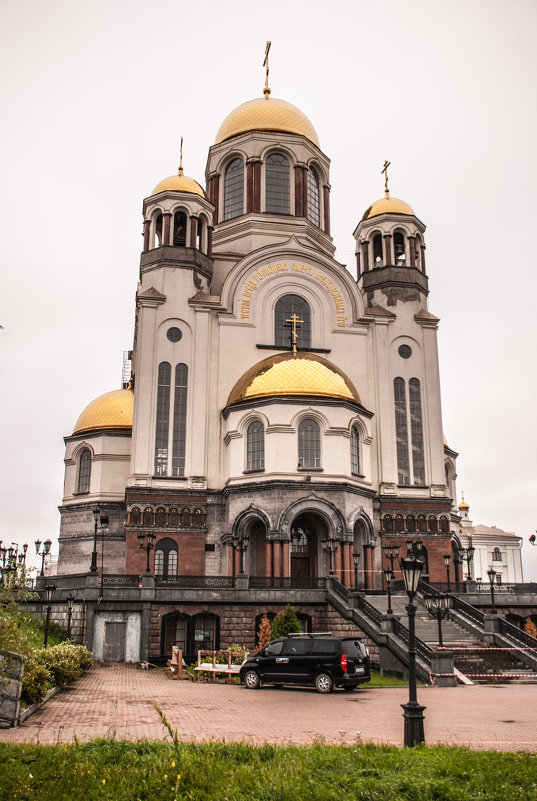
[
  {"x1": 173, "y1": 211, "x2": 187, "y2": 246},
  {"x1": 246, "y1": 420, "x2": 265, "y2": 471},
  {"x1": 439, "y1": 515, "x2": 449, "y2": 533},
  {"x1": 406, "y1": 515, "x2": 416, "y2": 533},
  {"x1": 143, "y1": 507, "x2": 154, "y2": 526},
  {"x1": 154, "y1": 537, "x2": 178, "y2": 578},
  {"x1": 350, "y1": 426, "x2": 361, "y2": 475},
  {"x1": 493, "y1": 547, "x2": 502, "y2": 562},
  {"x1": 155, "y1": 213, "x2": 163, "y2": 247},
  {"x1": 180, "y1": 507, "x2": 191, "y2": 527},
  {"x1": 172, "y1": 363, "x2": 188, "y2": 477},
  {"x1": 223, "y1": 158, "x2": 244, "y2": 220},
  {"x1": 163, "y1": 614, "x2": 187, "y2": 656},
  {"x1": 274, "y1": 294, "x2": 311, "y2": 349},
  {"x1": 395, "y1": 514, "x2": 404, "y2": 532},
  {"x1": 197, "y1": 217, "x2": 204, "y2": 251},
  {"x1": 169, "y1": 508, "x2": 179, "y2": 527},
  {"x1": 265, "y1": 153, "x2": 290, "y2": 214},
  {"x1": 409, "y1": 379, "x2": 425, "y2": 486},
  {"x1": 394, "y1": 230, "x2": 406, "y2": 264},
  {"x1": 298, "y1": 419, "x2": 321, "y2": 469},
  {"x1": 130, "y1": 507, "x2": 141, "y2": 525},
  {"x1": 155, "y1": 508, "x2": 166, "y2": 527},
  {"x1": 154, "y1": 362, "x2": 171, "y2": 475},
  {"x1": 394, "y1": 377, "x2": 409, "y2": 485},
  {"x1": 428, "y1": 515, "x2": 438, "y2": 533},
  {"x1": 307, "y1": 167, "x2": 320, "y2": 226},
  {"x1": 77, "y1": 449, "x2": 91, "y2": 494},
  {"x1": 373, "y1": 233, "x2": 383, "y2": 265},
  {"x1": 382, "y1": 514, "x2": 393, "y2": 532}
]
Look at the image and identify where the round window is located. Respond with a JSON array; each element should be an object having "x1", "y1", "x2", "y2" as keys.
[
  {"x1": 167, "y1": 327, "x2": 182, "y2": 343},
  {"x1": 398, "y1": 344, "x2": 412, "y2": 359}
]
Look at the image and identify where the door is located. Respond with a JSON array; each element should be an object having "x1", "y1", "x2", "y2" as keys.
[{"x1": 103, "y1": 621, "x2": 126, "y2": 662}]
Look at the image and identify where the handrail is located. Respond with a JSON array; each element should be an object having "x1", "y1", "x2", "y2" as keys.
[
  {"x1": 419, "y1": 579, "x2": 486, "y2": 627},
  {"x1": 498, "y1": 617, "x2": 537, "y2": 649}
]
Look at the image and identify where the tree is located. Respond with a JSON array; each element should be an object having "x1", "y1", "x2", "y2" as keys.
[
  {"x1": 256, "y1": 613, "x2": 272, "y2": 650},
  {"x1": 524, "y1": 617, "x2": 537, "y2": 639},
  {"x1": 270, "y1": 605, "x2": 301, "y2": 639}
]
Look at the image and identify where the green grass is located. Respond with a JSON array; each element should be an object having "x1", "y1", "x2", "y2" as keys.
[
  {"x1": 363, "y1": 669, "x2": 408, "y2": 687},
  {"x1": 0, "y1": 740, "x2": 535, "y2": 801}
]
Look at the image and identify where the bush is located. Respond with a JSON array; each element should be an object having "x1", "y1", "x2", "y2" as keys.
[
  {"x1": 21, "y1": 657, "x2": 53, "y2": 704},
  {"x1": 270, "y1": 605, "x2": 301, "y2": 639},
  {"x1": 34, "y1": 642, "x2": 93, "y2": 687}
]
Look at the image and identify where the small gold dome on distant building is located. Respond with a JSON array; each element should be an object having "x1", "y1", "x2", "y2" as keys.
[
  {"x1": 362, "y1": 192, "x2": 415, "y2": 220},
  {"x1": 458, "y1": 495, "x2": 469, "y2": 511},
  {"x1": 227, "y1": 352, "x2": 360, "y2": 406},
  {"x1": 73, "y1": 389, "x2": 134, "y2": 435},
  {"x1": 215, "y1": 96, "x2": 319, "y2": 146},
  {"x1": 151, "y1": 172, "x2": 206, "y2": 198}
]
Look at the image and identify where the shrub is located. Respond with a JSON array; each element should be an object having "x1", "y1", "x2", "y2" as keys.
[
  {"x1": 34, "y1": 642, "x2": 93, "y2": 687},
  {"x1": 256, "y1": 613, "x2": 272, "y2": 650},
  {"x1": 21, "y1": 657, "x2": 53, "y2": 704},
  {"x1": 270, "y1": 605, "x2": 301, "y2": 639}
]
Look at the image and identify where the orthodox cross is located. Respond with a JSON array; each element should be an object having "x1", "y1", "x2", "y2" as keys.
[
  {"x1": 263, "y1": 41, "x2": 272, "y2": 97},
  {"x1": 382, "y1": 159, "x2": 391, "y2": 195},
  {"x1": 285, "y1": 313, "x2": 303, "y2": 354},
  {"x1": 179, "y1": 136, "x2": 184, "y2": 175}
]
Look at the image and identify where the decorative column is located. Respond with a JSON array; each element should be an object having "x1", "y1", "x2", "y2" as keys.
[
  {"x1": 294, "y1": 165, "x2": 307, "y2": 217},
  {"x1": 383, "y1": 233, "x2": 393, "y2": 266},
  {"x1": 323, "y1": 184, "x2": 330, "y2": 235},
  {"x1": 355, "y1": 251, "x2": 361, "y2": 278},
  {"x1": 334, "y1": 545, "x2": 342, "y2": 581},
  {"x1": 190, "y1": 216, "x2": 198, "y2": 249},
  {"x1": 163, "y1": 212, "x2": 172, "y2": 246},
  {"x1": 143, "y1": 219, "x2": 151, "y2": 252},
  {"x1": 207, "y1": 226, "x2": 213, "y2": 258},
  {"x1": 420, "y1": 244, "x2": 426, "y2": 272},
  {"x1": 408, "y1": 235, "x2": 416, "y2": 267},
  {"x1": 273, "y1": 541, "x2": 281, "y2": 578},
  {"x1": 282, "y1": 541, "x2": 290, "y2": 578},
  {"x1": 227, "y1": 543, "x2": 234, "y2": 577},
  {"x1": 208, "y1": 175, "x2": 219, "y2": 224},
  {"x1": 361, "y1": 241, "x2": 369, "y2": 272},
  {"x1": 265, "y1": 540, "x2": 273, "y2": 578},
  {"x1": 247, "y1": 160, "x2": 261, "y2": 213}
]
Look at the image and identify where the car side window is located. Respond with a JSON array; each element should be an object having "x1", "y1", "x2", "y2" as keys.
[
  {"x1": 264, "y1": 641, "x2": 284, "y2": 656},
  {"x1": 283, "y1": 639, "x2": 311, "y2": 655},
  {"x1": 311, "y1": 639, "x2": 338, "y2": 655}
]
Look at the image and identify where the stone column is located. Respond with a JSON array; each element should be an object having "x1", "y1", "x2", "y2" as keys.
[
  {"x1": 361, "y1": 241, "x2": 369, "y2": 272},
  {"x1": 143, "y1": 219, "x2": 150, "y2": 252},
  {"x1": 383, "y1": 233, "x2": 393, "y2": 266},
  {"x1": 227, "y1": 543, "x2": 234, "y2": 577},
  {"x1": 282, "y1": 541, "x2": 290, "y2": 577},
  {"x1": 323, "y1": 184, "x2": 330, "y2": 234},
  {"x1": 294, "y1": 165, "x2": 307, "y2": 217},
  {"x1": 190, "y1": 216, "x2": 198, "y2": 249},
  {"x1": 273, "y1": 541, "x2": 281, "y2": 577},
  {"x1": 265, "y1": 540, "x2": 273, "y2": 578},
  {"x1": 408, "y1": 235, "x2": 416, "y2": 267},
  {"x1": 163, "y1": 212, "x2": 172, "y2": 246},
  {"x1": 208, "y1": 174, "x2": 220, "y2": 224}
]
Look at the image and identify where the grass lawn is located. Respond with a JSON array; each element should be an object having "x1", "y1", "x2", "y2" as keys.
[{"x1": 1, "y1": 739, "x2": 535, "y2": 801}]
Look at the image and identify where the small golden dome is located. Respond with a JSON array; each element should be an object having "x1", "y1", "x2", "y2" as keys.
[
  {"x1": 458, "y1": 495, "x2": 469, "y2": 511},
  {"x1": 73, "y1": 389, "x2": 134, "y2": 435},
  {"x1": 215, "y1": 96, "x2": 319, "y2": 146},
  {"x1": 227, "y1": 352, "x2": 360, "y2": 406},
  {"x1": 152, "y1": 172, "x2": 206, "y2": 198},
  {"x1": 362, "y1": 192, "x2": 414, "y2": 220}
]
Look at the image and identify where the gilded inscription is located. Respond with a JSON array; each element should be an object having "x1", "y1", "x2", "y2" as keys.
[{"x1": 239, "y1": 261, "x2": 347, "y2": 327}]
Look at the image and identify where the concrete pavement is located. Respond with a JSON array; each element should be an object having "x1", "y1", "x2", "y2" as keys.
[{"x1": 0, "y1": 664, "x2": 535, "y2": 751}]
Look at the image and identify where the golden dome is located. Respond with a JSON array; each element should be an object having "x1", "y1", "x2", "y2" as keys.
[
  {"x1": 458, "y1": 495, "x2": 469, "y2": 511},
  {"x1": 215, "y1": 96, "x2": 319, "y2": 146},
  {"x1": 152, "y1": 171, "x2": 206, "y2": 198},
  {"x1": 362, "y1": 192, "x2": 414, "y2": 220},
  {"x1": 73, "y1": 389, "x2": 134, "y2": 435},
  {"x1": 227, "y1": 353, "x2": 360, "y2": 406}
]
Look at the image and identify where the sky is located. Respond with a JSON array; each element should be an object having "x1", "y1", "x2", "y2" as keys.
[{"x1": 1, "y1": 0, "x2": 536, "y2": 579}]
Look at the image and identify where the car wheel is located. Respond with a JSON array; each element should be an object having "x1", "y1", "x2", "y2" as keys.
[
  {"x1": 315, "y1": 673, "x2": 333, "y2": 694},
  {"x1": 243, "y1": 670, "x2": 260, "y2": 689}
]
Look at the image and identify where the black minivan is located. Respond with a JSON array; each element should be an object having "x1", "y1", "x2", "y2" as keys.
[{"x1": 239, "y1": 634, "x2": 370, "y2": 693}]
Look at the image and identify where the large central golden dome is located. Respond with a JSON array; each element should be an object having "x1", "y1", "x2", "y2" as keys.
[
  {"x1": 227, "y1": 353, "x2": 360, "y2": 406},
  {"x1": 215, "y1": 96, "x2": 319, "y2": 146}
]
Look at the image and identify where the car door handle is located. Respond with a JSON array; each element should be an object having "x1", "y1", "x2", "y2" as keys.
[{"x1": 275, "y1": 658, "x2": 289, "y2": 663}]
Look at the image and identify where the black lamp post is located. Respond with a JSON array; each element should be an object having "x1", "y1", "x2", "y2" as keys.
[
  {"x1": 35, "y1": 538, "x2": 52, "y2": 576},
  {"x1": 138, "y1": 531, "x2": 156, "y2": 573},
  {"x1": 43, "y1": 583, "x2": 56, "y2": 647},
  {"x1": 461, "y1": 542, "x2": 475, "y2": 581},
  {"x1": 352, "y1": 551, "x2": 360, "y2": 589},
  {"x1": 487, "y1": 568, "x2": 497, "y2": 613},
  {"x1": 321, "y1": 537, "x2": 339, "y2": 574},
  {"x1": 90, "y1": 508, "x2": 109, "y2": 573},
  {"x1": 400, "y1": 554, "x2": 426, "y2": 747},
  {"x1": 443, "y1": 553, "x2": 451, "y2": 592},
  {"x1": 66, "y1": 593, "x2": 75, "y2": 639},
  {"x1": 424, "y1": 593, "x2": 452, "y2": 647},
  {"x1": 384, "y1": 568, "x2": 395, "y2": 615}
]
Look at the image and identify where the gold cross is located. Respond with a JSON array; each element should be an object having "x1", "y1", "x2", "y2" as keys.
[
  {"x1": 382, "y1": 159, "x2": 391, "y2": 195},
  {"x1": 179, "y1": 136, "x2": 184, "y2": 176},
  {"x1": 263, "y1": 41, "x2": 272, "y2": 97},
  {"x1": 285, "y1": 313, "x2": 303, "y2": 354}
]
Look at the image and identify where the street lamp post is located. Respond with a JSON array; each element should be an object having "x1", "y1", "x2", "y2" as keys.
[
  {"x1": 400, "y1": 554, "x2": 426, "y2": 747},
  {"x1": 443, "y1": 553, "x2": 451, "y2": 592},
  {"x1": 90, "y1": 508, "x2": 109, "y2": 573},
  {"x1": 66, "y1": 593, "x2": 75, "y2": 639},
  {"x1": 460, "y1": 541, "x2": 475, "y2": 581},
  {"x1": 35, "y1": 539, "x2": 52, "y2": 577},
  {"x1": 384, "y1": 568, "x2": 395, "y2": 615},
  {"x1": 424, "y1": 593, "x2": 452, "y2": 647},
  {"x1": 137, "y1": 531, "x2": 156, "y2": 573},
  {"x1": 321, "y1": 537, "x2": 339, "y2": 574},
  {"x1": 43, "y1": 583, "x2": 56, "y2": 647},
  {"x1": 487, "y1": 568, "x2": 497, "y2": 614},
  {"x1": 231, "y1": 531, "x2": 250, "y2": 575},
  {"x1": 352, "y1": 551, "x2": 360, "y2": 589}
]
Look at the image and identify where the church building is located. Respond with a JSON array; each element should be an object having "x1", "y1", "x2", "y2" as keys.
[{"x1": 55, "y1": 71, "x2": 520, "y2": 662}]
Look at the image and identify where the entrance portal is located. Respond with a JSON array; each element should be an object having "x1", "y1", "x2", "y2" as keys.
[{"x1": 290, "y1": 514, "x2": 328, "y2": 578}]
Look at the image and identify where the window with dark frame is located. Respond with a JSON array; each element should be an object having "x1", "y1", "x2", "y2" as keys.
[
  {"x1": 223, "y1": 158, "x2": 244, "y2": 220},
  {"x1": 265, "y1": 153, "x2": 290, "y2": 214},
  {"x1": 298, "y1": 418, "x2": 321, "y2": 469},
  {"x1": 307, "y1": 167, "x2": 320, "y2": 226},
  {"x1": 246, "y1": 420, "x2": 265, "y2": 471},
  {"x1": 154, "y1": 362, "x2": 171, "y2": 475},
  {"x1": 274, "y1": 294, "x2": 311, "y2": 349},
  {"x1": 77, "y1": 449, "x2": 91, "y2": 494},
  {"x1": 350, "y1": 425, "x2": 360, "y2": 475}
]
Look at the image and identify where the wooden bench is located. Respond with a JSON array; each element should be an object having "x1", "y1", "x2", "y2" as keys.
[{"x1": 194, "y1": 650, "x2": 248, "y2": 683}]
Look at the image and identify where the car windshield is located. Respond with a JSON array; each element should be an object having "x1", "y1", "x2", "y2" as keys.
[{"x1": 342, "y1": 639, "x2": 365, "y2": 657}]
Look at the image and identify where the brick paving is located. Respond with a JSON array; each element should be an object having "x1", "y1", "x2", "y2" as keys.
[{"x1": 0, "y1": 664, "x2": 536, "y2": 751}]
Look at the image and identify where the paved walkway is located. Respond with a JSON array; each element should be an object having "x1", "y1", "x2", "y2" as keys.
[{"x1": 1, "y1": 664, "x2": 536, "y2": 751}]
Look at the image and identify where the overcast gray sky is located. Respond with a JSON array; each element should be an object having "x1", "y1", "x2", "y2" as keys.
[{"x1": 1, "y1": 0, "x2": 536, "y2": 579}]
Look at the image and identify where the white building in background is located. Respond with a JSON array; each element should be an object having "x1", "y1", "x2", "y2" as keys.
[{"x1": 458, "y1": 498, "x2": 523, "y2": 584}]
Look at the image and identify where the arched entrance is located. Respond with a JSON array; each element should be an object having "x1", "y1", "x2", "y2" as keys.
[
  {"x1": 353, "y1": 516, "x2": 375, "y2": 590},
  {"x1": 290, "y1": 513, "x2": 328, "y2": 578}
]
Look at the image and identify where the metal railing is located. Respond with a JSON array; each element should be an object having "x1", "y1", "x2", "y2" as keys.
[
  {"x1": 498, "y1": 617, "x2": 537, "y2": 649},
  {"x1": 155, "y1": 575, "x2": 234, "y2": 588},
  {"x1": 102, "y1": 574, "x2": 142, "y2": 587},
  {"x1": 249, "y1": 576, "x2": 327, "y2": 590}
]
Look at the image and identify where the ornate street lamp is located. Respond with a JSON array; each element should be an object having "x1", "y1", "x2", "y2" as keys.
[
  {"x1": 443, "y1": 553, "x2": 451, "y2": 592},
  {"x1": 43, "y1": 583, "x2": 56, "y2": 647},
  {"x1": 424, "y1": 593, "x2": 452, "y2": 647},
  {"x1": 90, "y1": 508, "x2": 109, "y2": 573},
  {"x1": 321, "y1": 537, "x2": 339, "y2": 574},
  {"x1": 35, "y1": 538, "x2": 52, "y2": 577},
  {"x1": 487, "y1": 568, "x2": 497, "y2": 614},
  {"x1": 66, "y1": 593, "x2": 75, "y2": 639},
  {"x1": 384, "y1": 568, "x2": 395, "y2": 615},
  {"x1": 460, "y1": 541, "x2": 475, "y2": 581},
  {"x1": 231, "y1": 530, "x2": 251, "y2": 575},
  {"x1": 138, "y1": 531, "x2": 156, "y2": 573},
  {"x1": 352, "y1": 551, "x2": 361, "y2": 589},
  {"x1": 400, "y1": 554, "x2": 426, "y2": 747}
]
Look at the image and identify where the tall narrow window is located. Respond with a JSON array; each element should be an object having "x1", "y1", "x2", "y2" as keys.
[
  {"x1": 246, "y1": 420, "x2": 265, "y2": 471},
  {"x1": 409, "y1": 378, "x2": 425, "y2": 485},
  {"x1": 394, "y1": 377, "x2": 410, "y2": 485},
  {"x1": 307, "y1": 167, "x2": 320, "y2": 226},
  {"x1": 274, "y1": 294, "x2": 311, "y2": 349},
  {"x1": 154, "y1": 538, "x2": 178, "y2": 578},
  {"x1": 172, "y1": 363, "x2": 188, "y2": 476},
  {"x1": 373, "y1": 233, "x2": 383, "y2": 265},
  {"x1": 265, "y1": 153, "x2": 290, "y2": 214},
  {"x1": 394, "y1": 230, "x2": 406, "y2": 264},
  {"x1": 164, "y1": 614, "x2": 187, "y2": 655},
  {"x1": 173, "y1": 211, "x2": 187, "y2": 246},
  {"x1": 223, "y1": 158, "x2": 244, "y2": 220},
  {"x1": 154, "y1": 362, "x2": 171, "y2": 475},
  {"x1": 77, "y1": 449, "x2": 91, "y2": 494},
  {"x1": 350, "y1": 426, "x2": 361, "y2": 475},
  {"x1": 298, "y1": 419, "x2": 321, "y2": 469},
  {"x1": 193, "y1": 614, "x2": 217, "y2": 651}
]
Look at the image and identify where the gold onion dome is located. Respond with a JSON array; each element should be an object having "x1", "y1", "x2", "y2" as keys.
[
  {"x1": 215, "y1": 96, "x2": 319, "y2": 147},
  {"x1": 73, "y1": 389, "x2": 134, "y2": 435},
  {"x1": 458, "y1": 496, "x2": 469, "y2": 512},
  {"x1": 152, "y1": 170, "x2": 206, "y2": 198},
  {"x1": 227, "y1": 352, "x2": 360, "y2": 407},
  {"x1": 362, "y1": 191, "x2": 414, "y2": 220}
]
